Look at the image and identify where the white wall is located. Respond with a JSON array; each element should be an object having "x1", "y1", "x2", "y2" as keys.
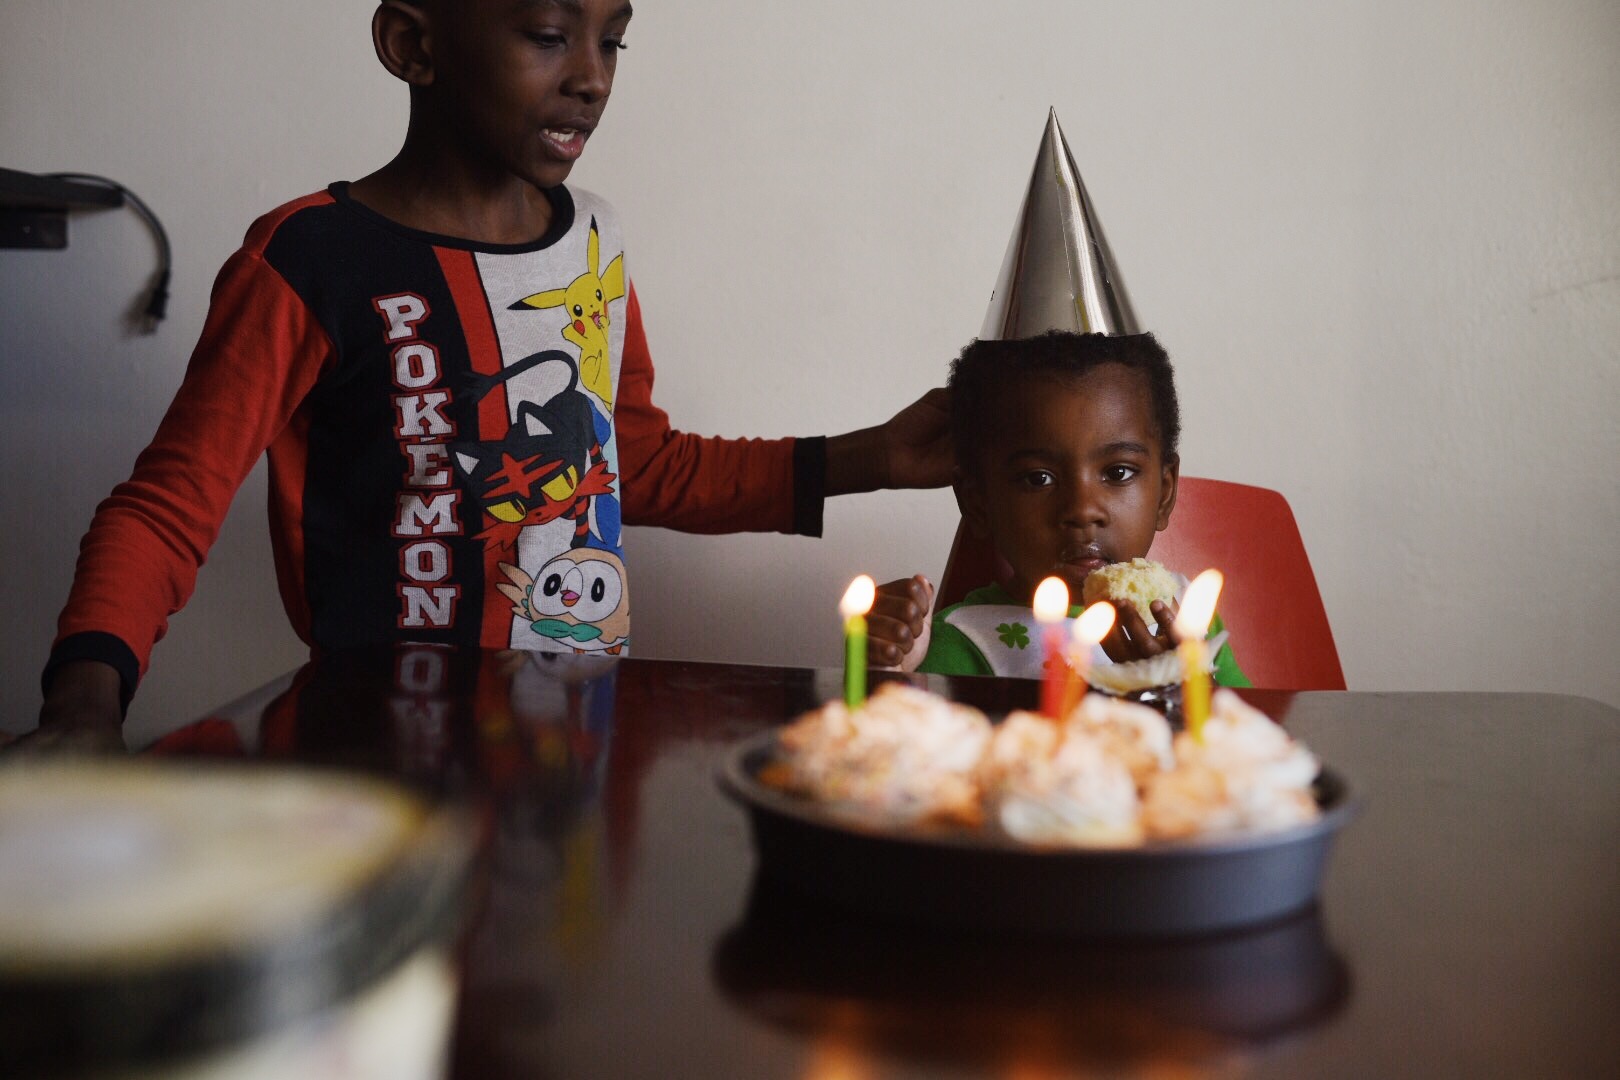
[{"x1": 3, "y1": 0, "x2": 1617, "y2": 738}]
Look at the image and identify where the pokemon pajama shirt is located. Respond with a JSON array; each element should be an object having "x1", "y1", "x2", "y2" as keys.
[{"x1": 48, "y1": 183, "x2": 825, "y2": 705}]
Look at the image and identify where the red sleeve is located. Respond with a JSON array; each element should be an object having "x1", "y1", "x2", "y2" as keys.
[
  {"x1": 615, "y1": 283, "x2": 804, "y2": 534},
  {"x1": 51, "y1": 245, "x2": 332, "y2": 685}
]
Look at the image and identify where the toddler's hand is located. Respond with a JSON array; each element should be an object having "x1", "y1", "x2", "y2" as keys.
[
  {"x1": 1099, "y1": 597, "x2": 1181, "y2": 664},
  {"x1": 867, "y1": 574, "x2": 934, "y2": 672}
]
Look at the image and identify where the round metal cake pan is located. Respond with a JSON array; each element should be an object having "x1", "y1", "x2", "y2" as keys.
[{"x1": 719, "y1": 732, "x2": 1360, "y2": 938}]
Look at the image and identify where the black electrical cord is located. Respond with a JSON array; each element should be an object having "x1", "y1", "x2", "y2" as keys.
[{"x1": 44, "y1": 172, "x2": 172, "y2": 332}]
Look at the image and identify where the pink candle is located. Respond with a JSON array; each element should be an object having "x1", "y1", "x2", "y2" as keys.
[{"x1": 1032, "y1": 577, "x2": 1070, "y2": 718}]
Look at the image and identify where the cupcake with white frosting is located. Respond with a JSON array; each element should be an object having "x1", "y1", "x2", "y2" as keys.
[
  {"x1": 1173, "y1": 689, "x2": 1319, "y2": 789},
  {"x1": 1065, "y1": 692, "x2": 1174, "y2": 787},
  {"x1": 775, "y1": 683, "x2": 993, "y2": 825},
  {"x1": 1143, "y1": 690, "x2": 1320, "y2": 839},
  {"x1": 977, "y1": 711, "x2": 1143, "y2": 847}
]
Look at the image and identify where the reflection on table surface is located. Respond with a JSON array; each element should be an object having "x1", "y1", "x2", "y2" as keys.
[
  {"x1": 142, "y1": 645, "x2": 1619, "y2": 1079},
  {"x1": 716, "y1": 876, "x2": 1348, "y2": 1072}
]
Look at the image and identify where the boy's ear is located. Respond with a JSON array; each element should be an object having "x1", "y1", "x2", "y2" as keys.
[
  {"x1": 952, "y1": 466, "x2": 992, "y2": 539},
  {"x1": 1155, "y1": 453, "x2": 1180, "y2": 532},
  {"x1": 373, "y1": 2, "x2": 435, "y2": 87}
]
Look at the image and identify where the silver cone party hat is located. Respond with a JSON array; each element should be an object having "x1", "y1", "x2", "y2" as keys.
[{"x1": 981, "y1": 108, "x2": 1139, "y2": 339}]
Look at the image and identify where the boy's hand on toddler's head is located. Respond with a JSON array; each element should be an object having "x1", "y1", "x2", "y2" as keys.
[
  {"x1": 1099, "y1": 598, "x2": 1181, "y2": 665},
  {"x1": 827, "y1": 389, "x2": 953, "y2": 495},
  {"x1": 867, "y1": 574, "x2": 934, "y2": 673},
  {"x1": 879, "y1": 388, "x2": 953, "y2": 489}
]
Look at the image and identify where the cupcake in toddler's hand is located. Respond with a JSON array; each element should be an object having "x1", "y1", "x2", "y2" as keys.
[
  {"x1": 1076, "y1": 558, "x2": 1194, "y2": 712},
  {"x1": 1081, "y1": 557, "x2": 1180, "y2": 630}
]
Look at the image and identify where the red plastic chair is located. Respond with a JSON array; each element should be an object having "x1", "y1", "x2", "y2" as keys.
[{"x1": 936, "y1": 477, "x2": 1346, "y2": 690}]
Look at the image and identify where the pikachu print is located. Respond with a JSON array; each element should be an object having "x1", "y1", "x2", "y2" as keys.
[{"x1": 509, "y1": 216, "x2": 625, "y2": 414}]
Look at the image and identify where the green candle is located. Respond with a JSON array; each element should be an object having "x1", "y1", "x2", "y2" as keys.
[{"x1": 840, "y1": 576, "x2": 875, "y2": 709}]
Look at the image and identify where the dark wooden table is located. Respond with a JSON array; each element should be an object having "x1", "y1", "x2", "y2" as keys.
[{"x1": 161, "y1": 647, "x2": 1620, "y2": 1079}]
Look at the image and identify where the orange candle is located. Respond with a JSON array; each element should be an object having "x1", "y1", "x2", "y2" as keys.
[
  {"x1": 1032, "y1": 577, "x2": 1069, "y2": 718},
  {"x1": 1173, "y1": 569, "x2": 1224, "y2": 739},
  {"x1": 1061, "y1": 600, "x2": 1117, "y2": 715}
]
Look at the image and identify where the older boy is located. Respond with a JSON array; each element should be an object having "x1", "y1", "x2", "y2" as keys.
[
  {"x1": 868, "y1": 331, "x2": 1246, "y2": 684},
  {"x1": 32, "y1": 0, "x2": 950, "y2": 749}
]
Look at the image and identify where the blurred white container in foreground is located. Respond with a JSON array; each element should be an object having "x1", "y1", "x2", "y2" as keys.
[{"x1": 0, "y1": 760, "x2": 473, "y2": 1080}]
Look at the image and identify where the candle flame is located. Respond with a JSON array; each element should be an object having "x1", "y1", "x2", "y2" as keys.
[
  {"x1": 839, "y1": 575, "x2": 876, "y2": 618},
  {"x1": 1031, "y1": 576, "x2": 1069, "y2": 623},
  {"x1": 1173, "y1": 569, "x2": 1224, "y2": 639},
  {"x1": 1074, "y1": 601, "x2": 1115, "y2": 645}
]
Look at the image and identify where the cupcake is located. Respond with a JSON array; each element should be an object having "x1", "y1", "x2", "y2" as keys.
[
  {"x1": 1081, "y1": 557, "x2": 1179, "y2": 626},
  {"x1": 1064, "y1": 692, "x2": 1174, "y2": 786},
  {"x1": 1142, "y1": 690, "x2": 1320, "y2": 839},
  {"x1": 977, "y1": 711, "x2": 1143, "y2": 847},
  {"x1": 774, "y1": 683, "x2": 993, "y2": 825},
  {"x1": 1076, "y1": 558, "x2": 1205, "y2": 721},
  {"x1": 1173, "y1": 690, "x2": 1319, "y2": 789},
  {"x1": 1141, "y1": 764, "x2": 1319, "y2": 840}
]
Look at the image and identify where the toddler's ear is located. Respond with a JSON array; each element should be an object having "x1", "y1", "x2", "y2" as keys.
[
  {"x1": 952, "y1": 468, "x2": 992, "y2": 539},
  {"x1": 1155, "y1": 454, "x2": 1180, "y2": 532}
]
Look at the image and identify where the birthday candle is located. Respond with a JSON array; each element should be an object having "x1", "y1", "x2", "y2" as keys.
[
  {"x1": 840, "y1": 575, "x2": 876, "y2": 709},
  {"x1": 1061, "y1": 600, "x2": 1117, "y2": 715},
  {"x1": 1032, "y1": 577, "x2": 1070, "y2": 718},
  {"x1": 1173, "y1": 569, "x2": 1224, "y2": 739}
]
